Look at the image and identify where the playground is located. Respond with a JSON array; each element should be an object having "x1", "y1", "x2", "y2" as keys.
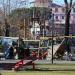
[{"x1": 0, "y1": 36, "x2": 75, "y2": 75}]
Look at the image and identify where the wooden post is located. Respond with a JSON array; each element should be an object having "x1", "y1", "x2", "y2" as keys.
[
  {"x1": 24, "y1": 19, "x2": 25, "y2": 39},
  {"x1": 32, "y1": 62, "x2": 35, "y2": 70}
]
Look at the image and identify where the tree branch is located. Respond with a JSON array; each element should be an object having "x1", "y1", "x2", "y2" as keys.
[
  {"x1": 64, "y1": 0, "x2": 68, "y2": 9},
  {"x1": 69, "y1": 2, "x2": 75, "y2": 12},
  {"x1": 70, "y1": 0, "x2": 73, "y2": 7},
  {"x1": 64, "y1": 0, "x2": 68, "y2": 5},
  {"x1": 64, "y1": 0, "x2": 68, "y2": 14}
]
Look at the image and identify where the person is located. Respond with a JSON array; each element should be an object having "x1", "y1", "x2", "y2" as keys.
[
  {"x1": 13, "y1": 44, "x2": 18, "y2": 59},
  {"x1": 5, "y1": 45, "x2": 14, "y2": 59},
  {"x1": 65, "y1": 51, "x2": 68, "y2": 60},
  {"x1": 31, "y1": 51, "x2": 37, "y2": 60},
  {"x1": 24, "y1": 47, "x2": 30, "y2": 59},
  {"x1": 68, "y1": 53, "x2": 72, "y2": 61},
  {"x1": 18, "y1": 38, "x2": 25, "y2": 59},
  {"x1": 43, "y1": 51, "x2": 48, "y2": 59},
  {"x1": 18, "y1": 45, "x2": 25, "y2": 59}
]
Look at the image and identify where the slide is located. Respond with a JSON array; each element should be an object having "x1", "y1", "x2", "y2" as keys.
[{"x1": 46, "y1": 39, "x2": 65, "y2": 60}]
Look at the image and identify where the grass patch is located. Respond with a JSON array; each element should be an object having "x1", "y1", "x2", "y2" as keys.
[
  {"x1": 1, "y1": 64, "x2": 75, "y2": 75},
  {"x1": 1, "y1": 71, "x2": 75, "y2": 75}
]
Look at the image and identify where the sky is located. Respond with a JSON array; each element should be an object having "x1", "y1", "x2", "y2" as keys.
[
  {"x1": 29, "y1": 0, "x2": 65, "y2": 5},
  {"x1": 0, "y1": 0, "x2": 75, "y2": 8},
  {"x1": 53, "y1": 0, "x2": 75, "y2": 5},
  {"x1": 0, "y1": 0, "x2": 72, "y2": 6},
  {"x1": 53, "y1": 0, "x2": 64, "y2": 5},
  {"x1": 23, "y1": 0, "x2": 75, "y2": 6}
]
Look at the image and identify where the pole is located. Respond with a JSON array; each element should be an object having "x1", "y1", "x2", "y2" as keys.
[
  {"x1": 43, "y1": 28, "x2": 44, "y2": 37},
  {"x1": 52, "y1": 30, "x2": 53, "y2": 64},
  {"x1": 24, "y1": 19, "x2": 25, "y2": 39},
  {"x1": 33, "y1": 17, "x2": 36, "y2": 40},
  {"x1": 33, "y1": 3, "x2": 36, "y2": 40},
  {"x1": 51, "y1": 13, "x2": 54, "y2": 64}
]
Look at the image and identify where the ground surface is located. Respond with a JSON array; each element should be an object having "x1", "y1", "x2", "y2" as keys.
[
  {"x1": 1, "y1": 64, "x2": 75, "y2": 75},
  {"x1": 1, "y1": 71, "x2": 75, "y2": 75}
]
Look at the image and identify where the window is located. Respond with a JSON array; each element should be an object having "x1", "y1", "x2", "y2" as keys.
[
  {"x1": 73, "y1": 16, "x2": 75, "y2": 19},
  {"x1": 73, "y1": 8, "x2": 75, "y2": 13},
  {"x1": 61, "y1": 16, "x2": 64, "y2": 19},
  {"x1": 62, "y1": 8, "x2": 65, "y2": 13},
  {"x1": 55, "y1": 16, "x2": 58, "y2": 20},
  {"x1": 55, "y1": 8, "x2": 58, "y2": 12}
]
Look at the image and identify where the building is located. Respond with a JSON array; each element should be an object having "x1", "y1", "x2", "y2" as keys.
[
  {"x1": 32, "y1": 2, "x2": 75, "y2": 40},
  {"x1": 35, "y1": 0, "x2": 52, "y2": 8},
  {"x1": 51, "y1": 3, "x2": 75, "y2": 36},
  {"x1": 30, "y1": 0, "x2": 52, "y2": 39},
  {"x1": 50, "y1": 3, "x2": 65, "y2": 36}
]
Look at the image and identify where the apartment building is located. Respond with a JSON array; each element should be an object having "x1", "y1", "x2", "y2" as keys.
[{"x1": 51, "y1": 3, "x2": 75, "y2": 36}]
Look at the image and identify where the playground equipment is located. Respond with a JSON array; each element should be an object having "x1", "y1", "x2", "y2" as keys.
[
  {"x1": 0, "y1": 59, "x2": 35, "y2": 70},
  {"x1": 46, "y1": 39, "x2": 65, "y2": 60},
  {"x1": 14, "y1": 59, "x2": 35, "y2": 71},
  {"x1": 0, "y1": 36, "x2": 74, "y2": 70}
]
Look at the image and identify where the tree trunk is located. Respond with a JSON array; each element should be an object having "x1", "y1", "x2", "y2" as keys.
[
  {"x1": 65, "y1": 10, "x2": 71, "y2": 53},
  {"x1": 5, "y1": 19, "x2": 10, "y2": 37}
]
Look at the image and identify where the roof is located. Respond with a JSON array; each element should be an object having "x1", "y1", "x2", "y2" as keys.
[{"x1": 51, "y1": 3, "x2": 62, "y2": 7}]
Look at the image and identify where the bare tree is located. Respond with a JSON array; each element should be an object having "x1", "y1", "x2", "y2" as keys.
[{"x1": 4, "y1": 18, "x2": 10, "y2": 37}]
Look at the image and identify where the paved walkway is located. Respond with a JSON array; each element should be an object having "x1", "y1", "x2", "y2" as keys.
[{"x1": 34, "y1": 60, "x2": 75, "y2": 64}]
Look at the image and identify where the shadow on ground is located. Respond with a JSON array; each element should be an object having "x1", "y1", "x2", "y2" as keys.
[{"x1": 15, "y1": 67, "x2": 75, "y2": 71}]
